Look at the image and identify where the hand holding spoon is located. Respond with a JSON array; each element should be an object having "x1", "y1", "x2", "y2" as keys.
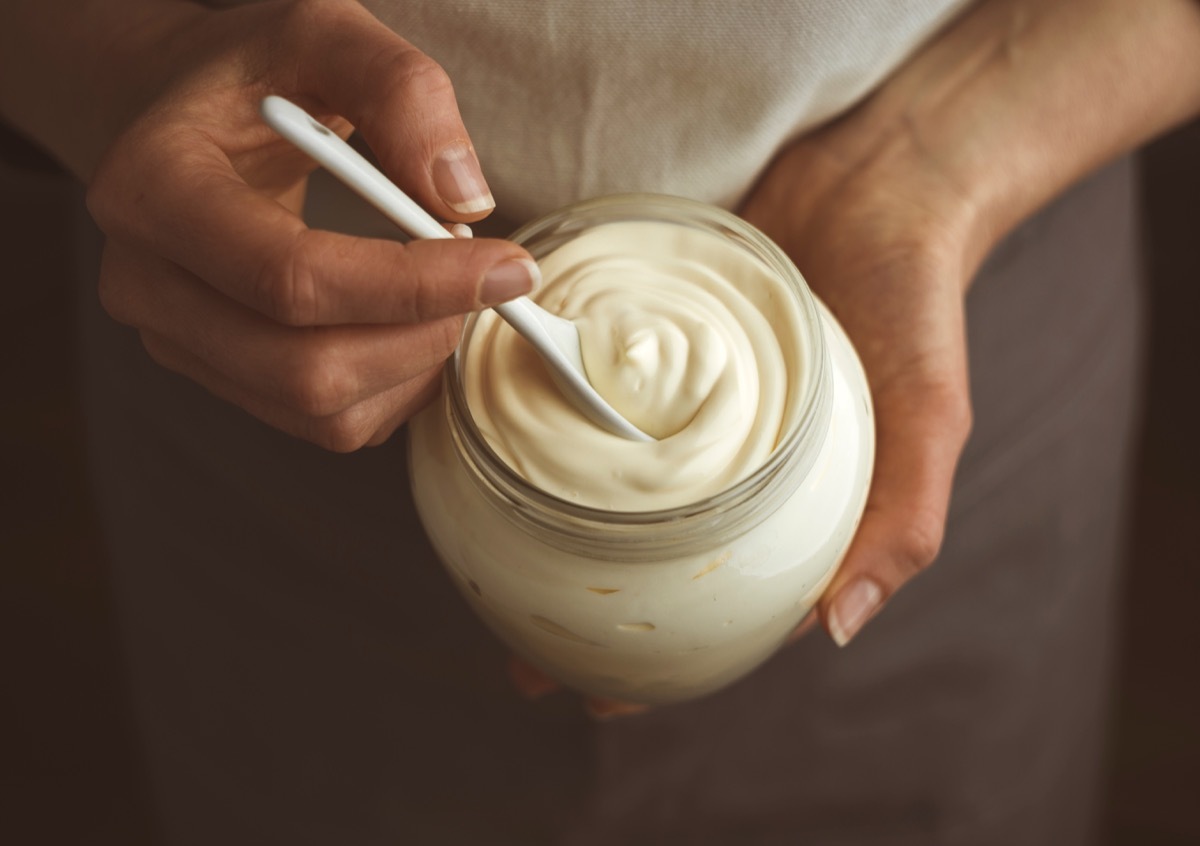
[{"x1": 259, "y1": 96, "x2": 653, "y2": 442}]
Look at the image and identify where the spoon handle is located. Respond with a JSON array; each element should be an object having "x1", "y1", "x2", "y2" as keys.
[
  {"x1": 260, "y1": 95, "x2": 654, "y2": 443},
  {"x1": 260, "y1": 97, "x2": 538, "y2": 360},
  {"x1": 260, "y1": 95, "x2": 449, "y2": 241}
]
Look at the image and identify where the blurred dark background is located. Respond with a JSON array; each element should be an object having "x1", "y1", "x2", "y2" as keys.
[{"x1": 1, "y1": 121, "x2": 1197, "y2": 844}]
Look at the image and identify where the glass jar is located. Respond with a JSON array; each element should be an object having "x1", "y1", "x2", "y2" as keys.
[{"x1": 408, "y1": 194, "x2": 874, "y2": 705}]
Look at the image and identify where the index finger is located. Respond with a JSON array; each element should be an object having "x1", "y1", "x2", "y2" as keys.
[{"x1": 88, "y1": 135, "x2": 538, "y2": 326}]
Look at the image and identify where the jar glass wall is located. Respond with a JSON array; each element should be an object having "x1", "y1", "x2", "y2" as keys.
[{"x1": 408, "y1": 194, "x2": 874, "y2": 704}]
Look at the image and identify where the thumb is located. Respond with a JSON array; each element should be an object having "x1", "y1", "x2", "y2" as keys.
[
  {"x1": 284, "y1": 1, "x2": 494, "y2": 220},
  {"x1": 819, "y1": 378, "x2": 972, "y2": 646}
]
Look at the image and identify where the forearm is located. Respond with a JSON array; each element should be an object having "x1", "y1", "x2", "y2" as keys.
[
  {"x1": 0, "y1": 0, "x2": 206, "y2": 179},
  {"x1": 824, "y1": 0, "x2": 1200, "y2": 275}
]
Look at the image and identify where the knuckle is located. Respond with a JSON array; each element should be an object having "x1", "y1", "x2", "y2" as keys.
[
  {"x1": 895, "y1": 511, "x2": 946, "y2": 576},
  {"x1": 257, "y1": 232, "x2": 320, "y2": 327},
  {"x1": 363, "y1": 419, "x2": 403, "y2": 448},
  {"x1": 379, "y1": 49, "x2": 454, "y2": 105},
  {"x1": 280, "y1": 338, "x2": 355, "y2": 417},
  {"x1": 397, "y1": 241, "x2": 483, "y2": 323},
  {"x1": 310, "y1": 406, "x2": 375, "y2": 454},
  {"x1": 138, "y1": 331, "x2": 173, "y2": 368},
  {"x1": 429, "y1": 315, "x2": 464, "y2": 359},
  {"x1": 402, "y1": 265, "x2": 450, "y2": 324}
]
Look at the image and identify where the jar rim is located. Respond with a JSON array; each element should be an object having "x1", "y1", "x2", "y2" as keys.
[{"x1": 444, "y1": 193, "x2": 832, "y2": 558}]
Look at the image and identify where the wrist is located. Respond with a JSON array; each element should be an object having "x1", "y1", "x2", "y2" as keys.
[
  {"x1": 783, "y1": 117, "x2": 990, "y2": 291},
  {"x1": 843, "y1": 0, "x2": 1200, "y2": 278}
]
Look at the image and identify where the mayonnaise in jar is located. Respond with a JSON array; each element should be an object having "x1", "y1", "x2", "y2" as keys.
[{"x1": 408, "y1": 194, "x2": 873, "y2": 704}]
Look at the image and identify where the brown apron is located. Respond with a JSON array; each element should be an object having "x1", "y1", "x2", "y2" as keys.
[{"x1": 77, "y1": 154, "x2": 1141, "y2": 845}]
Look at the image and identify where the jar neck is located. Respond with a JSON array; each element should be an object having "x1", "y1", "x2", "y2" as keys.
[{"x1": 444, "y1": 194, "x2": 833, "y2": 562}]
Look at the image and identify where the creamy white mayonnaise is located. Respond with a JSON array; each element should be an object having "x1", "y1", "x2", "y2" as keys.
[
  {"x1": 464, "y1": 221, "x2": 808, "y2": 511},
  {"x1": 408, "y1": 204, "x2": 874, "y2": 704}
]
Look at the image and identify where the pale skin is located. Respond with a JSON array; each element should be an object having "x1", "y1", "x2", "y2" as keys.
[{"x1": 3, "y1": 0, "x2": 1199, "y2": 720}]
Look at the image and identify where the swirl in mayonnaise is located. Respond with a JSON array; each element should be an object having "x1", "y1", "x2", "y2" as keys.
[{"x1": 463, "y1": 220, "x2": 808, "y2": 512}]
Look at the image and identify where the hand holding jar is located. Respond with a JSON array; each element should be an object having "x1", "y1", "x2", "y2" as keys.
[
  {"x1": 743, "y1": 0, "x2": 1200, "y2": 652},
  {"x1": 740, "y1": 131, "x2": 976, "y2": 652},
  {"x1": 498, "y1": 151, "x2": 976, "y2": 712},
  {"x1": 489, "y1": 0, "x2": 1200, "y2": 712}
]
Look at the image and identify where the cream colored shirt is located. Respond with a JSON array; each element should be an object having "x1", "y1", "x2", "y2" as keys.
[
  {"x1": 215, "y1": 1, "x2": 971, "y2": 220},
  {"x1": 367, "y1": 1, "x2": 971, "y2": 219}
]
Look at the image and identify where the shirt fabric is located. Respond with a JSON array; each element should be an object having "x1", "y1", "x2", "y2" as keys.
[{"x1": 215, "y1": 0, "x2": 971, "y2": 217}]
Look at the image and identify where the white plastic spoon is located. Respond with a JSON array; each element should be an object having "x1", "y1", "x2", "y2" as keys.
[{"x1": 260, "y1": 96, "x2": 653, "y2": 442}]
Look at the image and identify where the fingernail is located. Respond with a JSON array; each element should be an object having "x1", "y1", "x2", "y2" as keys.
[
  {"x1": 828, "y1": 578, "x2": 883, "y2": 647},
  {"x1": 450, "y1": 222, "x2": 473, "y2": 239},
  {"x1": 480, "y1": 259, "x2": 540, "y2": 305},
  {"x1": 432, "y1": 142, "x2": 494, "y2": 214}
]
